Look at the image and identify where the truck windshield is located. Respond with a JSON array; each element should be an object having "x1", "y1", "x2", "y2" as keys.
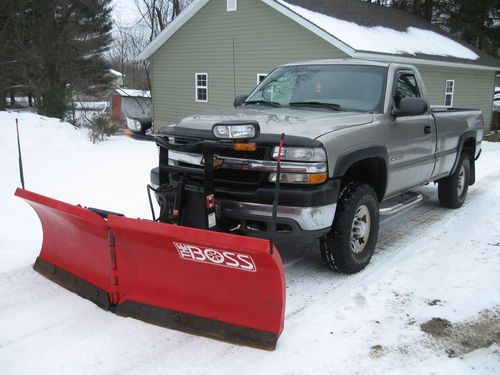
[{"x1": 246, "y1": 65, "x2": 387, "y2": 113}]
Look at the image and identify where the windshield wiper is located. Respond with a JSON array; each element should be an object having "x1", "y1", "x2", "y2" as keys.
[
  {"x1": 289, "y1": 101, "x2": 342, "y2": 111},
  {"x1": 244, "y1": 100, "x2": 281, "y2": 108}
]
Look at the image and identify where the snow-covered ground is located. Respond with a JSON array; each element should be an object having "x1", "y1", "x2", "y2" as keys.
[{"x1": 0, "y1": 111, "x2": 498, "y2": 374}]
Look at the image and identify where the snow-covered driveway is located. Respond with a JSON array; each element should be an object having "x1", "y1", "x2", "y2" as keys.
[{"x1": 0, "y1": 112, "x2": 498, "y2": 374}]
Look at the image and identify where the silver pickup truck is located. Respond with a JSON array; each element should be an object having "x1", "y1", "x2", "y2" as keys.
[{"x1": 150, "y1": 59, "x2": 483, "y2": 273}]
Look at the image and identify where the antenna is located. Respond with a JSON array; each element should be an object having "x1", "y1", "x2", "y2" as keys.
[{"x1": 270, "y1": 133, "x2": 285, "y2": 253}]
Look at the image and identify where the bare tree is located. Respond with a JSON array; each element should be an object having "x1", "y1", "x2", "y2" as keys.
[
  {"x1": 113, "y1": 0, "x2": 193, "y2": 92},
  {"x1": 135, "y1": 0, "x2": 192, "y2": 41},
  {"x1": 107, "y1": 1, "x2": 192, "y2": 94}
]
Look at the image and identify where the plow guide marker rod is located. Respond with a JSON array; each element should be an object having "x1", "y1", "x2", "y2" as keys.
[
  {"x1": 16, "y1": 118, "x2": 26, "y2": 189},
  {"x1": 271, "y1": 133, "x2": 285, "y2": 251}
]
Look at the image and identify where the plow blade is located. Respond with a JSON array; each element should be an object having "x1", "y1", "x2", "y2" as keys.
[{"x1": 15, "y1": 188, "x2": 286, "y2": 350}]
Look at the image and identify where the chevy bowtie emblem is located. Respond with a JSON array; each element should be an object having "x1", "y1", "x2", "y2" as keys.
[{"x1": 201, "y1": 156, "x2": 225, "y2": 168}]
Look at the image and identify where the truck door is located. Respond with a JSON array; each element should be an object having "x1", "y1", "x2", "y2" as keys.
[{"x1": 385, "y1": 71, "x2": 436, "y2": 195}]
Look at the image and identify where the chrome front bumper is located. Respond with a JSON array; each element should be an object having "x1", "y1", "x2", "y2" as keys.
[{"x1": 220, "y1": 200, "x2": 336, "y2": 231}]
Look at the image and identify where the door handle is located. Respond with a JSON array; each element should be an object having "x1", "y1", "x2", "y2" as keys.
[{"x1": 424, "y1": 125, "x2": 432, "y2": 134}]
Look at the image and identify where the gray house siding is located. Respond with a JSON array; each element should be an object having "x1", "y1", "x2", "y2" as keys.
[
  {"x1": 151, "y1": 0, "x2": 348, "y2": 127},
  {"x1": 416, "y1": 64, "x2": 496, "y2": 128}
]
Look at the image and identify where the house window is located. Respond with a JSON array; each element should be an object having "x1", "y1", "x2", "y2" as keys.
[
  {"x1": 257, "y1": 73, "x2": 268, "y2": 84},
  {"x1": 195, "y1": 73, "x2": 208, "y2": 102},
  {"x1": 227, "y1": 0, "x2": 237, "y2": 12},
  {"x1": 444, "y1": 80, "x2": 454, "y2": 107}
]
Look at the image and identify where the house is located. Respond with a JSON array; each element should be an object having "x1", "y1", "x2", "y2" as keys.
[
  {"x1": 138, "y1": 0, "x2": 500, "y2": 131},
  {"x1": 106, "y1": 69, "x2": 124, "y2": 88},
  {"x1": 106, "y1": 88, "x2": 152, "y2": 126}
]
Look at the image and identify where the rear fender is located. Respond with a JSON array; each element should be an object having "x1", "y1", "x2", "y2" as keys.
[{"x1": 450, "y1": 130, "x2": 476, "y2": 185}]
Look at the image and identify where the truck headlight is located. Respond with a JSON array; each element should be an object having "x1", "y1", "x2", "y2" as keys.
[{"x1": 272, "y1": 147, "x2": 326, "y2": 162}]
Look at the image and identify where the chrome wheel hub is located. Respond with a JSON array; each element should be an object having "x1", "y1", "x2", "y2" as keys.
[
  {"x1": 457, "y1": 165, "x2": 466, "y2": 196},
  {"x1": 351, "y1": 205, "x2": 371, "y2": 254}
]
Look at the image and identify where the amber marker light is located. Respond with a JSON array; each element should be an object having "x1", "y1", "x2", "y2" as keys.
[
  {"x1": 123, "y1": 130, "x2": 133, "y2": 138},
  {"x1": 233, "y1": 142, "x2": 257, "y2": 152},
  {"x1": 307, "y1": 172, "x2": 328, "y2": 184}
]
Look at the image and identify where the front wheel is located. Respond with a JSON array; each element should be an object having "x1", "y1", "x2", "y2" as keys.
[
  {"x1": 320, "y1": 183, "x2": 380, "y2": 274},
  {"x1": 438, "y1": 154, "x2": 470, "y2": 209}
]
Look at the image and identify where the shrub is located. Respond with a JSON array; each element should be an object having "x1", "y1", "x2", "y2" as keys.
[{"x1": 88, "y1": 113, "x2": 119, "y2": 143}]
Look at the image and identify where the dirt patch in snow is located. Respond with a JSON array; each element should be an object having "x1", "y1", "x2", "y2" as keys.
[
  {"x1": 420, "y1": 307, "x2": 500, "y2": 357},
  {"x1": 420, "y1": 317, "x2": 452, "y2": 336},
  {"x1": 372, "y1": 307, "x2": 500, "y2": 359}
]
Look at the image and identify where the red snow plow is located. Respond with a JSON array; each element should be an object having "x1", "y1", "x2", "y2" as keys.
[{"x1": 15, "y1": 120, "x2": 286, "y2": 350}]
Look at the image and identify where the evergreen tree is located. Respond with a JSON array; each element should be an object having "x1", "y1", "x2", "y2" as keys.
[
  {"x1": 440, "y1": 0, "x2": 500, "y2": 57},
  {"x1": 392, "y1": 0, "x2": 435, "y2": 22},
  {"x1": 390, "y1": 0, "x2": 499, "y2": 58},
  {"x1": 0, "y1": 0, "x2": 113, "y2": 118}
]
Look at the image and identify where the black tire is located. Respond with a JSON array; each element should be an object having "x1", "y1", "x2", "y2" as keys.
[
  {"x1": 438, "y1": 154, "x2": 470, "y2": 209},
  {"x1": 320, "y1": 182, "x2": 380, "y2": 274}
]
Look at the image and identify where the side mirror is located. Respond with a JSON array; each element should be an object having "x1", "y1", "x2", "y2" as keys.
[
  {"x1": 133, "y1": 117, "x2": 153, "y2": 134},
  {"x1": 234, "y1": 94, "x2": 248, "y2": 107},
  {"x1": 392, "y1": 98, "x2": 428, "y2": 117}
]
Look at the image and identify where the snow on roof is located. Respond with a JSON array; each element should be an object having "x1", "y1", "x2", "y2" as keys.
[
  {"x1": 108, "y1": 69, "x2": 123, "y2": 77},
  {"x1": 73, "y1": 101, "x2": 108, "y2": 110},
  {"x1": 138, "y1": 0, "x2": 498, "y2": 70},
  {"x1": 277, "y1": 0, "x2": 479, "y2": 60},
  {"x1": 113, "y1": 88, "x2": 151, "y2": 98}
]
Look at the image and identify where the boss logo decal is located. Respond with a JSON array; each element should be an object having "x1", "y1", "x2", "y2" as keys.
[{"x1": 174, "y1": 242, "x2": 256, "y2": 272}]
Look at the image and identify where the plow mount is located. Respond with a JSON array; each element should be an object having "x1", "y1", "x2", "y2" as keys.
[{"x1": 16, "y1": 188, "x2": 285, "y2": 350}]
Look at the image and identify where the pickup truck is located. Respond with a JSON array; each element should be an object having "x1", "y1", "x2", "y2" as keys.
[{"x1": 148, "y1": 59, "x2": 483, "y2": 273}]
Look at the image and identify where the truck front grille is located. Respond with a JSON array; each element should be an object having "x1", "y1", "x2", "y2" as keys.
[
  {"x1": 178, "y1": 162, "x2": 265, "y2": 186},
  {"x1": 173, "y1": 137, "x2": 269, "y2": 160}
]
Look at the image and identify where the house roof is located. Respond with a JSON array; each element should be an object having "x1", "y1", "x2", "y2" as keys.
[
  {"x1": 107, "y1": 69, "x2": 123, "y2": 77},
  {"x1": 138, "y1": 0, "x2": 499, "y2": 70},
  {"x1": 110, "y1": 88, "x2": 151, "y2": 98}
]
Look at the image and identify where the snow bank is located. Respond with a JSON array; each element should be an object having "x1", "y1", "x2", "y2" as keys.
[
  {"x1": 0, "y1": 111, "x2": 157, "y2": 273},
  {"x1": 278, "y1": 1, "x2": 479, "y2": 60},
  {"x1": 0, "y1": 111, "x2": 90, "y2": 152}
]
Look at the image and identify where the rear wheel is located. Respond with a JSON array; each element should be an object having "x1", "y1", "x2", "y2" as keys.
[
  {"x1": 438, "y1": 154, "x2": 470, "y2": 209},
  {"x1": 320, "y1": 183, "x2": 380, "y2": 273}
]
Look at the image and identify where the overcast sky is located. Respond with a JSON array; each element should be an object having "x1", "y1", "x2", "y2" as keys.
[{"x1": 112, "y1": 0, "x2": 141, "y2": 27}]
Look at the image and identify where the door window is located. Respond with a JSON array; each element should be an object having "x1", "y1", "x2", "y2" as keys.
[{"x1": 394, "y1": 73, "x2": 420, "y2": 107}]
